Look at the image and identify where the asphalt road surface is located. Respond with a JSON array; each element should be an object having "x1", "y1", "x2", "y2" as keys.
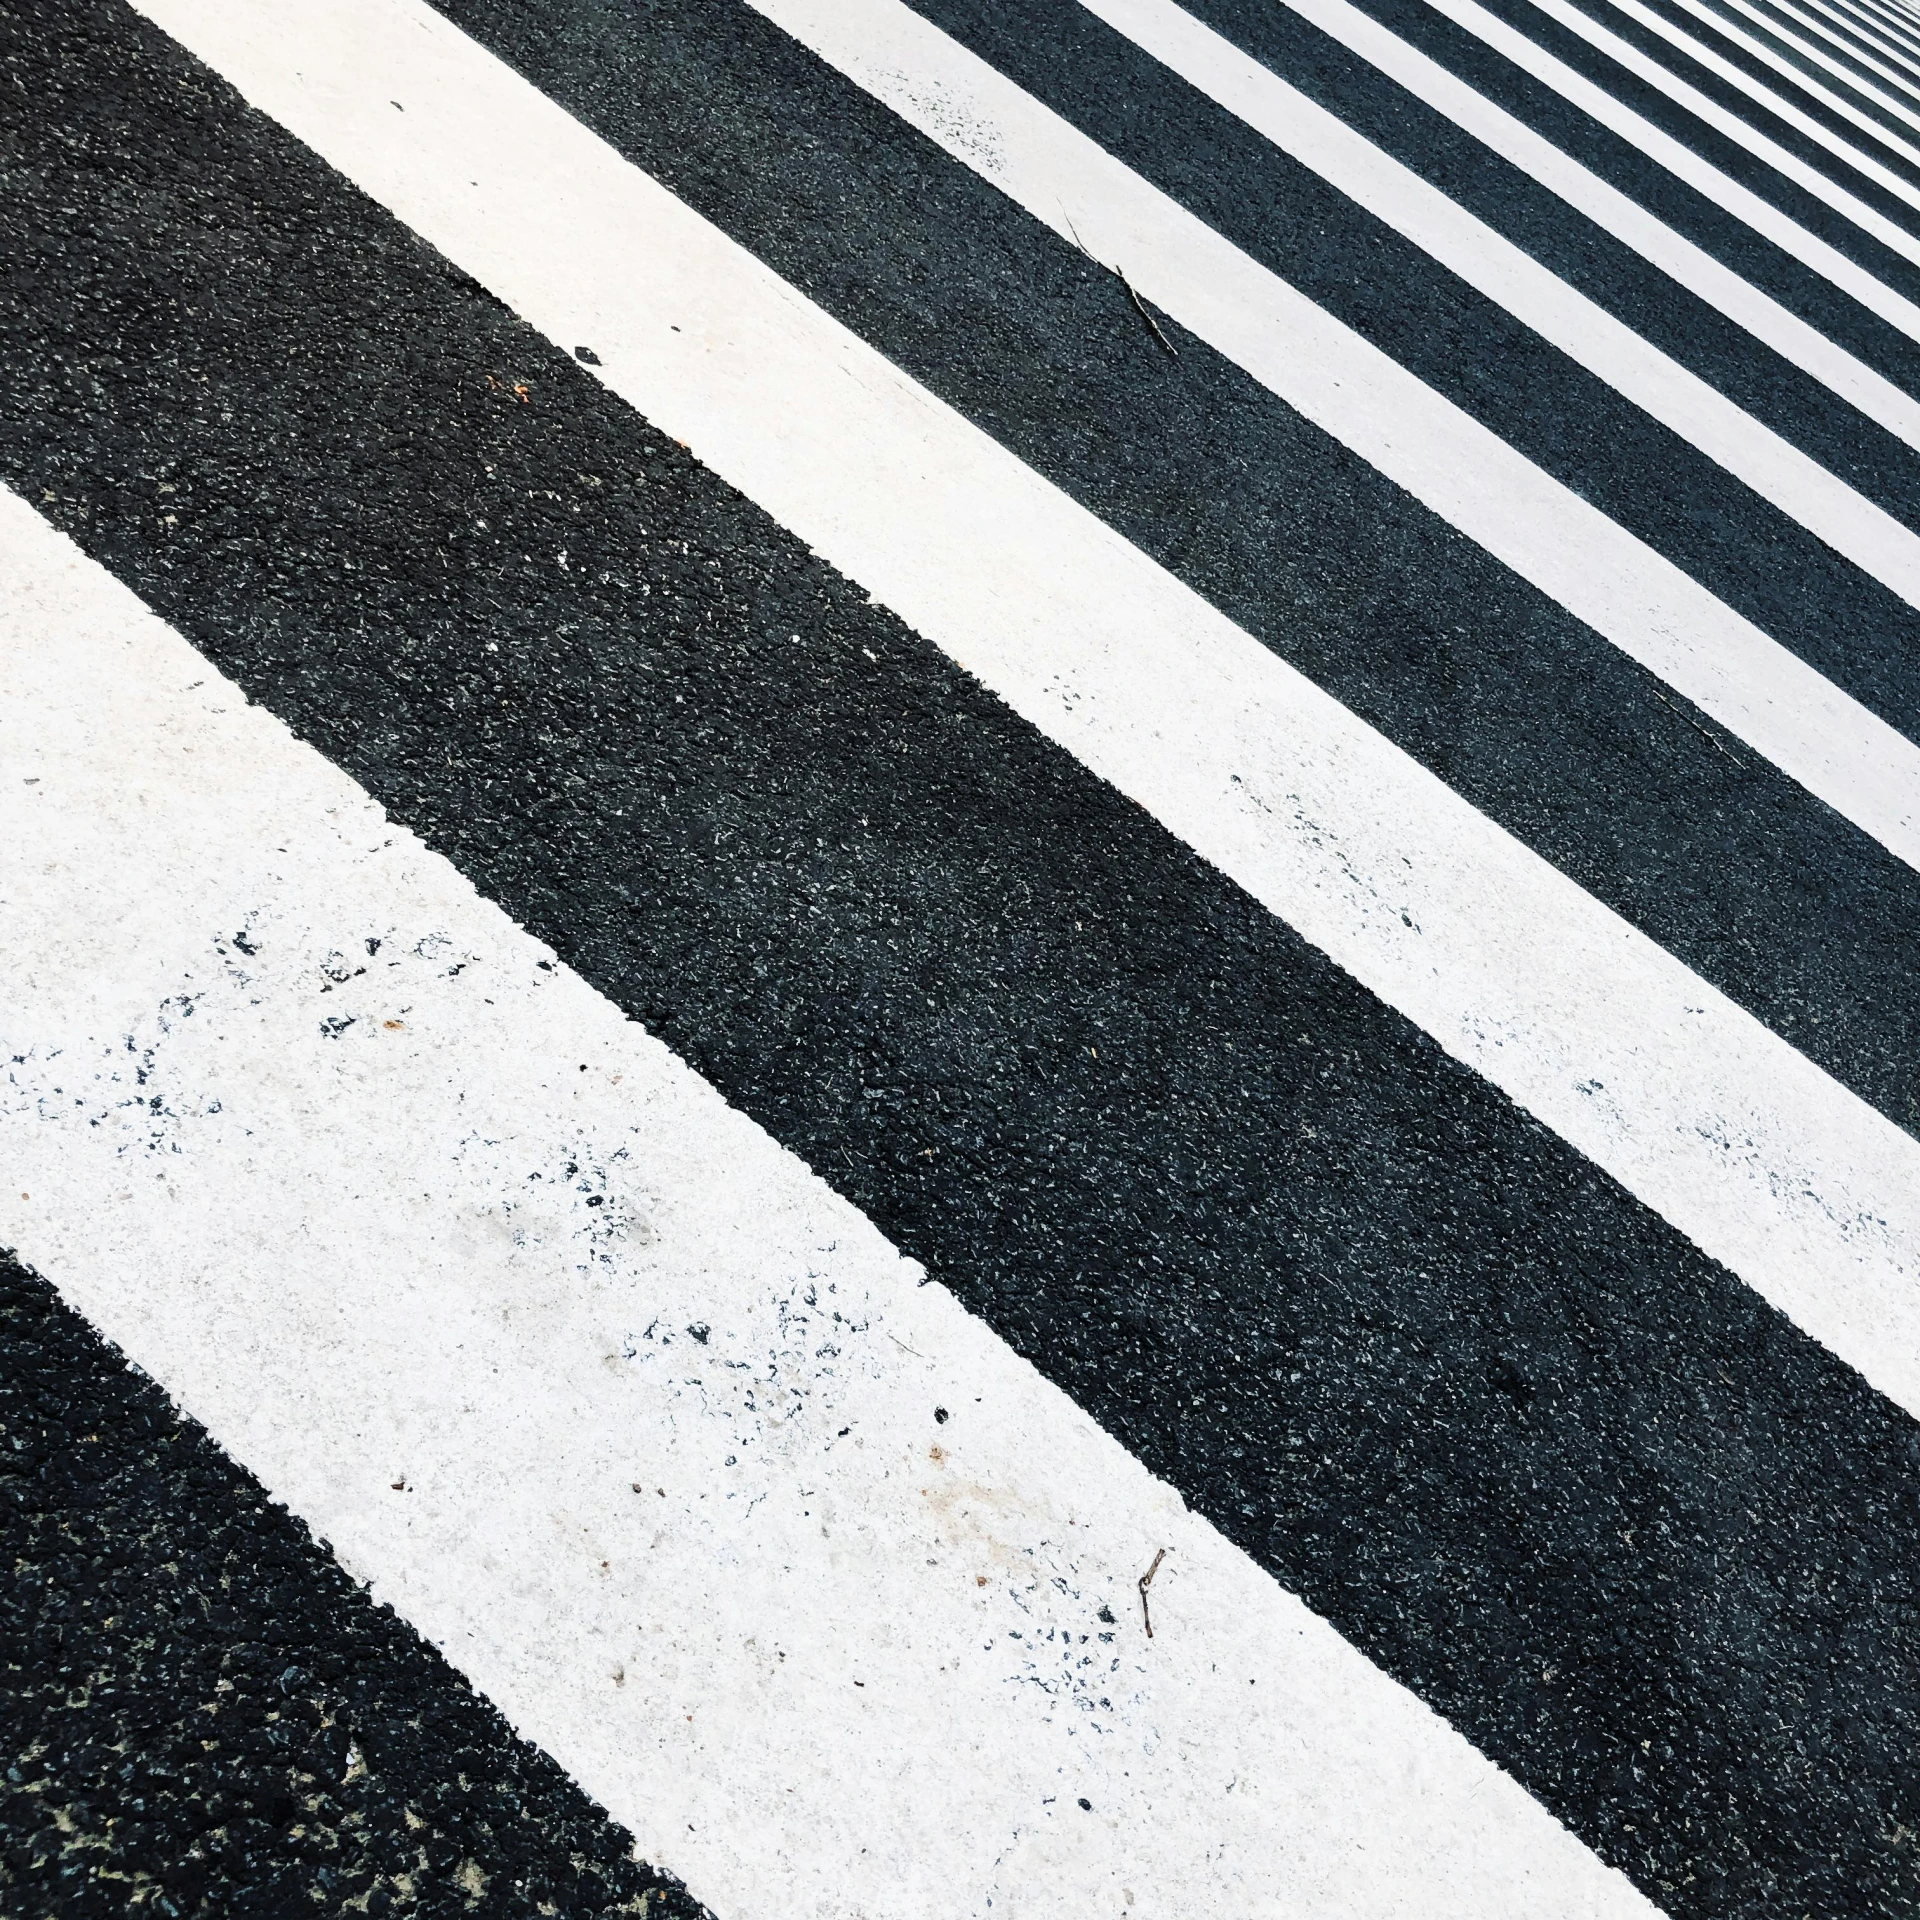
[{"x1": 6, "y1": 0, "x2": 1920, "y2": 1914}]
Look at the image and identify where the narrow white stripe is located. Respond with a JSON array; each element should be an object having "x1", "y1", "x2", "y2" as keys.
[
  {"x1": 1074, "y1": 0, "x2": 1920, "y2": 607},
  {"x1": 1743, "y1": 0, "x2": 1920, "y2": 100},
  {"x1": 1790, "y1": 0, "x2": 1920, "y2": 85},
  {"x1": 1271, "y1": 0, "x2": 1920, "y2": 452},
  {"x1": 129, "y1": 0, "x2": 1920, "y2": 1426},
  {"x1": 1703, "y1": 0, "x2": 1920, "y2": 119},
  {"x1": 0, "y1": 493, "x2": 1655, "y2": 1918},
  {"x1": 1848, "y1": 0, "x2": 1920, "y2": 63},
  {"x1": 1519, "y1": 0, "x2": 1920, "y2": 258},
  {"x1": 1419, "y1": 0, "x2": 1920, "y2": 338},
  {"x1": 754, "y1": 0, "x2": 1920, "y2": 855},
  {"x1": 1835, "y1": 0, "x2": 1920, "y2": 65},
  {"x1": 1608, "y1": 0, "x2": 1920, "y2": 159}
]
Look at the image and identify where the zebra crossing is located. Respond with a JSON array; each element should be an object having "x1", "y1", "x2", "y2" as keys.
[{"x1": 3, "y1": 0, "x2": 1920, "y2": 1912}]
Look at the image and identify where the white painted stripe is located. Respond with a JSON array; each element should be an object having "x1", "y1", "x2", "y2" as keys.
[
  {"x1": 1848, "y1": 0, "x2": 1920, "y2": 64},
  {"x1": 129, "y1": 0, "x2": 1920, "y2": 1426},
  {"x1": 1743, "y1": 0, "x2": 1920, "y2": 99},
  {"x1": 0, "y1": 493, "x2": 1656, "y2": 1919},
  {"x1": 121, "y1": 0, "x2": 1920, "y2": 1436},
  {"x1": 1835, "y1": 0, "x2": 1920, "y2": 47},
  {"x1": 1071, "y1": 0, "x2": 1920, "y2": 604},
  {"x1": 1832, "y1": 0, "x2": 1920, "y2": 67},
  {"x1": 751, "y1": 0, "x2": 1920, "y2": 850},
  {"x1": 1268, "y1": 0, "x2": 1920, "y2": 451},
  {"x1": 1702, "y1": 0, "x2": 1920, "y2": 120},
  {"x1": 1417, "y1": 0, "x2": 1920, "y2": 338},
  {"x1": 1609, "y1": 0, "x2": 1920, "y2": 158},
  {"x1": 1518, "y1": 0, "x2": 1920, "y2": 257}
]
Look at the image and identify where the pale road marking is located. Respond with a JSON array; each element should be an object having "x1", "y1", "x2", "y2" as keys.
[
  {"x1": 1686, "y1": 0, "x2": 1920, "y2": 127},
  {"x1": 1825, "y1": 0, "x2": 1920, "y2": 77},
  {"x1": 0, "y1": 493, "x2": 1658, "y2": 1919},
  {"x1": 1262, "y1": 0, "x2": 1920, "y2": 452},
  {"x1": 132, "y1": 0, "x2": 1920, "y2": 1421},
  {"x1": 1069, "y1": 0, "x2": 1920, "y2": 602},
  {"x1": 1844, "y1": 0, "x2": 1920, "y2": 71},
  {"x1": 1418, "y1": 0, "x2": 1920, "y2": 339},
  {"x1": 744, "y1": 0, "x2": 1920, "y2": 856},
  {"x1": 1602, "y1": 0, "x2": 1920, "y2": 162},
  {"x1": 1514, "y1": 0, "x2": 1920, "y2": 260}
]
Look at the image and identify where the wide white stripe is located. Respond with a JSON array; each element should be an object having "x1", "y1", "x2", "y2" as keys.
[
  {"x1": 1837, "y1": 0, "x2": 1920, "y2": 49},
  {"x1": 1519, "y1": 0, "x2": 1920, "y2": 257},
  {"x1": 1746, "y1": 0, "x2": 1920, "y2": 105},
  {"x1": 1611, "y1": 0, "x2": 1920, "y2": 158},
  {"x1": 1419, "y1": 0, "x2": 1920, "y2": 337},
  {"x1": 0, "y1": 494, "x2": 1654, "y2": 1919},
  {"x1": 1074, "y1": 0, "x2": 1920, "y2": 608},
  {"x1": 131, "y1": 0, "x2": 1920, "y2": 1424},
  {"x1": 1702, "y1": 0, "x2": 1920, "y2": 120},
  {"x1": 1833, "y1": 0, "x2": 1920, "y2": 67},
  {"x1": 1848, "y1": 0, "x2": 1920, "y2": 65},
  {"x1": 754, "y1": 0, "x2": 1920, "y2": 856},
  {"x1": 1269, "y1": 0, "x2": 1920, "y2": 451}
]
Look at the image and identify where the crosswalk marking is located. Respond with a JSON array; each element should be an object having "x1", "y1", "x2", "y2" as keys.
[
  {"x1": 1417, "y1": 0, "x2": 1920, "y2": 327},
  {"x1": 1783, "y1": 0, "x2": 1920, "y2": 93},
  {"x1": 0, "y1": 489, "x2": 1657, "y2": 1920},
  {"x1": 1600, "y1": 0, "x2": 1920, "y2": 168},
  {"x1": 767, "y1": 0, "x2": 1920, "y2": 863},
  {"x1": 1231, "y1": 0, "x2": 1920, "y2": 446},
  {"x1": 9, "y1": 0, "x2": 1920, "y2": 1911},
  {"x1": 1842, "y1": 0, "x2": 1920, "y2": 70},
  {"x1": 1514, "y1": 0, "x2": 1920, "y2": 250},
  {"x1": 1824, "y1": 0, "x2": 1920, "y2": 66},
  {"x1": 424, "y1": 0, "x2": 1920, "y2": 1141},
  {"x1": 1045, "y1": 0, "x2": 1920, "y2": 598},
  {"x1": 128, "y1": 0, "x2": 1920, "y2": 1422},
  {"x1": 1683, "y1": 0, "x2": 1920, "y2": 126}
]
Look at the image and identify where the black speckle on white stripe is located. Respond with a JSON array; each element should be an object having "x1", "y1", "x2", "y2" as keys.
[{"x1": 0, "y1": 1249, "x2": 711, "y2": 1920}]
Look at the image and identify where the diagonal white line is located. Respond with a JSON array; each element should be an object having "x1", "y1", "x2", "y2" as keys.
[
  {"x1": 1822, "y1": 0, "x2": 1920, "y2": 67},
  {"x1": 1417, "y1": 0, "x2": 1920, "y2": 336},
  {"x1": 1064, "y1": 0, "x2": 1920, "y2": 601},
  {"x1": 120, "y1": 0, "x2": 1920, "y2": 1424},
  {"x1": 1844, "y1": 0, "x2": 1920, "y2": 66},
  {"x1": 0, "y1": 490, "x2": 1657, "y2": 1918},
  {"x1": 1734, "y1": 0, "x2": 1920, "y2": 107},
  {"x1": 1606, "y1": 0, "x2": 1920, "y2": 160},
  {"x1": 1265, "y1": 0, "x2": 1920, "y2": 449},
  {"x1": 755, "y1": 0, "x2": 1920, "y2": 865},
  {"x1": 1512, "y1": 0, "x2": 1920, "y2": 254},
  {"x1": 1689, "y1": 0, "x2": 1920, "y2": 123}
]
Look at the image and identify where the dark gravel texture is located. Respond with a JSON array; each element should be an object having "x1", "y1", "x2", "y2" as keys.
[
  {"x1": 5, "y1": 4, "x2": 1920, "y2": 1917},
  {"x1": 439, "y1": 0, "x2": 1920, "y2": 1140},
  {"x1": 0, "y1": 1251, "x2": 711, "y2": 1920}
]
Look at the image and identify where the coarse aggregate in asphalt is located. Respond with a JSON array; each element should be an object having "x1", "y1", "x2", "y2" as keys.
[{"x1": 0, "y1": 1251, "x2": 711, "y2": 1920}]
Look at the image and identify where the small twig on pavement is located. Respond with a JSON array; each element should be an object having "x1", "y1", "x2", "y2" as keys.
[
  {"x1": 1651, "y1": 685, "x2": 1742, "y2": 767},
  {"x1": 1118, "y1": 270, "x2": 1178, "y2": 356},
  {"x1": 1139, "y1": 1547, "x2": 1168, "y2": 1638}
]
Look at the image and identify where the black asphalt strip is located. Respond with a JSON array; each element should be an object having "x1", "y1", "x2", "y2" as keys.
[
  {"x1": 0, "y1": 1251, "x2": 712, "y2": 1920},
  {"x1": 431, "y1": 0, "x2": 1920, "y2": 1138},
  {"x1": 1332, "y1": 0, "x2": 1920, "y2": 369},
  {"x1": 1449, "y1": 0, "x2": 1920, "y2": 243},
  {"x1": 5, "y1": 5, "x2": 1920, "y2": 1916},
  {"x1": 1156, "y1": 0, "x2": 1920, "y2": 513},
  {"x1": 1627, "y1": 0, "x2": 1920, "y2": 157},
  {"x1": 1536, "y1": 0, "x2": 1920, "y2": 202}
]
